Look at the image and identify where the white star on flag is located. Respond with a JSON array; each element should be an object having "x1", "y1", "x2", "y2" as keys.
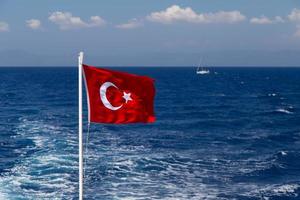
[{"x1": 122, "y1": 92, "x2": 132, "y2": 103}]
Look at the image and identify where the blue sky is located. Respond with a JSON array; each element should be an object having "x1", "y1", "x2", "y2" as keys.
[{"x1": 0, "y1": 0, "x2": 300, "y2": 66}]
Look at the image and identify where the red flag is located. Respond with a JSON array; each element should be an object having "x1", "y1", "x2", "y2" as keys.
[{"x1": 83, "y1": 64, "x2": 155, "y2": 124}]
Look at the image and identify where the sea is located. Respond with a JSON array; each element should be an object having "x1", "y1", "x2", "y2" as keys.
[{"x1": 0, "y1": 67, "x2": 300, "y2": 200}]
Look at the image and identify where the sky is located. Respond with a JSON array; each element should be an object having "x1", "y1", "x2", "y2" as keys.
[{"x1": 0, "y1": 0, "x2": 300, "y2": 66}]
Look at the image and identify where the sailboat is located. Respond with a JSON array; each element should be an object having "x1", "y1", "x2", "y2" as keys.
[
  {"x1": 196, "y1": 57, "x2": 210, "y2": 75},
  {"x1": 196, "y1": 66, "x2": 210, "y2": 75}
]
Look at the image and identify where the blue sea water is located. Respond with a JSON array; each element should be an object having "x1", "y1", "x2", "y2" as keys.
[{"x1": 0, "y1": 67, "x2": 300, "y2": 200}]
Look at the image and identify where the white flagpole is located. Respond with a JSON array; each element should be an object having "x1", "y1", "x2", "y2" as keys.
[{"x1": 78, "y1": 51, "x2": 84, "y2": 200}]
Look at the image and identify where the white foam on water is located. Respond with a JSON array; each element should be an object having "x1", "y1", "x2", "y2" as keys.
[
  {"x1": 279, "y1": 151, "x2": 287, "y2": 156},
  {"x1": 276, "y1": 108, "x2": 293, "y2": 114},
  {"x1": 273, "y1": 184, "x2": 299, "y2": 194},
  {"x1": 257, "y1": 183, "x2": 299, "y2": 198},
  {"x1": 31, "y1": 135, "x2": 47, "y2": 148},
  {"x1": 83, "y1": 127, "x2": 222, "y2": 200},
  {"x1": 0, "y1": 118, "x2": 77, "y2": 199},
  {"x1": 268, "y1": 93, "x2": 277, "y2": 97},
  {"x1": 0, "y1": 191, "x2": 8, "y2": 200}
]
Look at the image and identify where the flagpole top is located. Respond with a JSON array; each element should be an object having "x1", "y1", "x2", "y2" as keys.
[{"x1": 79, "y1": 52, "x2": 84, "y2": 58}]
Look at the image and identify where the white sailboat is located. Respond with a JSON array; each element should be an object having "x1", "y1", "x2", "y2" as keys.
[
  {"x1": 196, "y1": 66, "x2": 210, "y2": 75},
  {"x1": 196, "y1": 57, "x2": 210, "y2": 75}
]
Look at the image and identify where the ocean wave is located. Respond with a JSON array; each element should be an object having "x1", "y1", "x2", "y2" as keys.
[
  {"x1": 276, "y1": 108, "x2": 293, "y2": 114},
  {"x1": 257, "y1": 107, "x2": 294, "y2": 116},
  {"x1": 238, "y1": 151, "x2": 300, "y2": 183}
]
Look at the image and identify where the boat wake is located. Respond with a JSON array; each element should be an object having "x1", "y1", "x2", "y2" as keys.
[{"x1": 0, "y1": 118, "x2": 77, "y2": 199}]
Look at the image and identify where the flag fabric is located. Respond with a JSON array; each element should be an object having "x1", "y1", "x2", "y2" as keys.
[{"x1": 82, "y1": 64, "x2": 155, "y2": 124}]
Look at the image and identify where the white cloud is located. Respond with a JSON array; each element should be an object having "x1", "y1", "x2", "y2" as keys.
[
  {"x1": 274, "y1": 16, "x2": 285, "y2": 23},
  {"x1": 146, "y1": 5, "x2": 246, "y2": 24},
  {"x1": 250, "y1": 16, "x2": 284, "y2": 24},
  {"x1": 287, "y1": 9, "x2": 300, "y2": 37},
  {"x1": 293, "y1": 25, "x2": 300, "y2": 37},
  {"x1": 288, "y1": 8, "x2": 300, "y2": 22},
  {"x1": 116, "y1": 18, "x2": 142, "y2": 29},
  {"x1": 26, "y1": 19, "x2": 41, "y2": 30},
  {"x1": 89, "y1": 16, "x2": 106, "y2": 27},
  {"x1": 0, "y1": 21, "x2": 9, "y2": 32},
  {"x1": 48, "y1": 11, "x2": 106, "y2": 30}
]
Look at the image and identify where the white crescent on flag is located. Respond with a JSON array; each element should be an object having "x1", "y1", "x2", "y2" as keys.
[{"x1": 99, "y1": 82, "x2": 123, "y2": 111}]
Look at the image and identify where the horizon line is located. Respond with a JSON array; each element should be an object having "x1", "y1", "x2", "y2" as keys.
[{"x1": 0, "y1": 65, "x2": 300, "y2": 68}]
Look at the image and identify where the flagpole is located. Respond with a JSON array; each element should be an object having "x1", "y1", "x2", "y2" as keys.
[{"x1": 78, "y1": 51, "x2": 84, "y2": 200}]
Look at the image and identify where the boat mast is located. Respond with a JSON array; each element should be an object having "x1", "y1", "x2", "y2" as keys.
[{"x1": 197, "y1": 57, "x2": 203, "y2": 72}]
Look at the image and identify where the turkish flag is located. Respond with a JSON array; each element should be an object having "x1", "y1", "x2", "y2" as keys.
[{"x1": 83, "y1": 64, "x2": 155, "y2": 123}]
